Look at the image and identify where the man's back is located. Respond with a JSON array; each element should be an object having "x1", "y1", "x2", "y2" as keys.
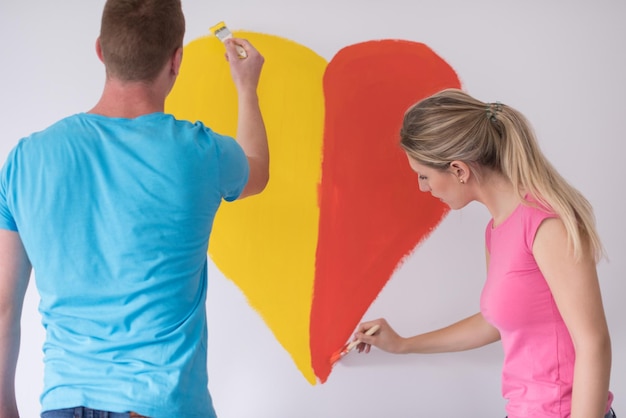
[{"x1": 0, "y1": 112, "x2": 248, "y2": 417}]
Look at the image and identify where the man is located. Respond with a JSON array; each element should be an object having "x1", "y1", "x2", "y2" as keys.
[{"x1": 0, "y1": 0, "x2": 268, "y2": 417}]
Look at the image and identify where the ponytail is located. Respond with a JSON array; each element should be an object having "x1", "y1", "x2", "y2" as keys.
[{"x1": 400, "y1": 88, "x2": 603, "y2": 262}]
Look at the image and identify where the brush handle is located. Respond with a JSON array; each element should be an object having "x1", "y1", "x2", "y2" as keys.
[
  {"x1": 234, "y1": 44, "x2": 248, "y2": 59},
  {"x1": 346, "y1": 324, "x2": 380, "y2": 351}
]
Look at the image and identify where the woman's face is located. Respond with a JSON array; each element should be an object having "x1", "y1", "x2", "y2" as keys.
[{"x1": 406, "y1": 155, "x2": 469, "y2": 210}]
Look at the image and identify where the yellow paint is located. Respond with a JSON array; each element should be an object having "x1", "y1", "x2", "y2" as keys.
[{"x1": 165, "y1": 32, "x2": 326, "y2": 384}]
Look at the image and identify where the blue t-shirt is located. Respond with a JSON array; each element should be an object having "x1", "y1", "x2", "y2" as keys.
[{"x1": 0, "y1": 112, "x2": 249, "y2": 417}]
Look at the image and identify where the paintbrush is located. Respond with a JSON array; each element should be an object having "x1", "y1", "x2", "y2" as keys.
[
  {"x1": 329, "y1": 324, "x2": 380, "y2": 365},
  {"x1": 209, "y1": 21, "x2": 247, "y2": 58}
]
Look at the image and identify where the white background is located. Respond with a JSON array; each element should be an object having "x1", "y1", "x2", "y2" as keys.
[{"x1": 1, "y1": 1, "x2": 624, "y2": 417}]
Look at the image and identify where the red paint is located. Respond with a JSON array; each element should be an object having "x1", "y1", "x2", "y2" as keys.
[{"x1": 311, "y1": 40, "x2": 460, "y2": 382}]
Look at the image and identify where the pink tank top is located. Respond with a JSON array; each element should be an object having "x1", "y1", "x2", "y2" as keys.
[{"x1": 481, "y1": 202, "x2": 612, "y2": 417}]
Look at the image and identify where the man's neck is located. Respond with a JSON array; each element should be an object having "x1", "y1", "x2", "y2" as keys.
[{"x1": 89, "y1": 78, "x2": 167, "y2": 118}]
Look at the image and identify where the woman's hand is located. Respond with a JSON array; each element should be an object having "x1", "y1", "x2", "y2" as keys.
[{"x1": 354, "y1": 318, "x2": 407, "y2": 354}]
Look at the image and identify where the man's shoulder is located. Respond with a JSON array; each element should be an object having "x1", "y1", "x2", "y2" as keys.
[{"x1": 23, "y1": 113, "x2": 85, "y2": 142}]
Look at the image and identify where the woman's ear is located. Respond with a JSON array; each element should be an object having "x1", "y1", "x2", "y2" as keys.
[{"x1": 449, "y1": 160, "x2": 470, "y2": 183}]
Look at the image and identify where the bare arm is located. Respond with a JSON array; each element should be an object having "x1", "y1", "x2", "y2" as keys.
[
  {"x1": 356, "y1": 313, "x2": 500, "y2": 355},
  {"x1": 0, "y1": 230, "x2": 32, "y2": 418},
  {"x1": 356, "y1": 245, "x2": 498, "y2": 355},
  {"x1": 534, "y1": 218, "x2": 611, "y2": 418},
  {"x1": 224, "y1": 38, "x2": 269, "y2": 199}
]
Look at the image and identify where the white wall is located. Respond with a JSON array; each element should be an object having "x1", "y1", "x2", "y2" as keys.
[{"x1": 1, "y1": 1, "x2": 624, "y2": 417}]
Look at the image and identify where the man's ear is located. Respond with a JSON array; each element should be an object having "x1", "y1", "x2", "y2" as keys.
[
  {"x1": 171, "y1": 47, "x2": 183, "y2": 76},
  {"x1": 450, "y1": 160, "x2": 471, "y2": 183},
  {"x1": 95, "y1": 37, "x2": 104, "y2": 63}
]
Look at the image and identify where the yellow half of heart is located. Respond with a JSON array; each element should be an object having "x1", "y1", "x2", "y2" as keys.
[{"x1": 166, "y1": 32, "x2": 326, "y2": 384}]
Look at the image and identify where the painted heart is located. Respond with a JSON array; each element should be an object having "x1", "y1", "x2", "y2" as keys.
[{"x1": 165, "y1": 32, "x2": 459, "y2": 384}]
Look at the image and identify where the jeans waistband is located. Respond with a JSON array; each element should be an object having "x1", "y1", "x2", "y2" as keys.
[{"x1": 41, "y1": 407, "x2": 148, "y2": 418}]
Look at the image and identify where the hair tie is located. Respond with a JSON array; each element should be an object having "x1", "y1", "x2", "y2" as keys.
[{"x1": 486, "y1": 101, "x2": 503, "y2": 122}]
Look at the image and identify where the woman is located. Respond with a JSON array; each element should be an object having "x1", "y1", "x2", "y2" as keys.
[{"x1": 355, "y1": 89, "x2": 614, "y2": 418}]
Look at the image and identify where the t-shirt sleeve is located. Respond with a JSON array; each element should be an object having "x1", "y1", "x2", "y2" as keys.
[
  {"x1": 215, "y1": 136, "x2": 249, "y2": 202},
  {"x1": 524, "y1": 206, "x2": 557, "y2": 251},
  {"x1": 0, "y1": 149, "x2": 18, "y2": 231}
]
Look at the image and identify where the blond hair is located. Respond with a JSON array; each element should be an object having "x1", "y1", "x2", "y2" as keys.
[
  {"x1": 99, "y1": 0, "x2": 185, "y2": 82},
  {"x1": 400, "y1": 88, "x2": 603, "y2": 262}
]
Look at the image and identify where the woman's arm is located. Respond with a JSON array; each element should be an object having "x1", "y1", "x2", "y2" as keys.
[
  {"x1": 357, "y1": 245, "x2": 498, "y2": 355},
  {"x1": 534, "y1": 217, "x2": 611, "y2": 418},
  {"x1": 356, "y1": 312, "x2": 500, "y2": 355}
]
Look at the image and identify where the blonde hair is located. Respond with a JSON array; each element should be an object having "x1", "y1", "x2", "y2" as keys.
[{"x1": 400, "y1": 88, "x2": 603, "y2": 262}]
